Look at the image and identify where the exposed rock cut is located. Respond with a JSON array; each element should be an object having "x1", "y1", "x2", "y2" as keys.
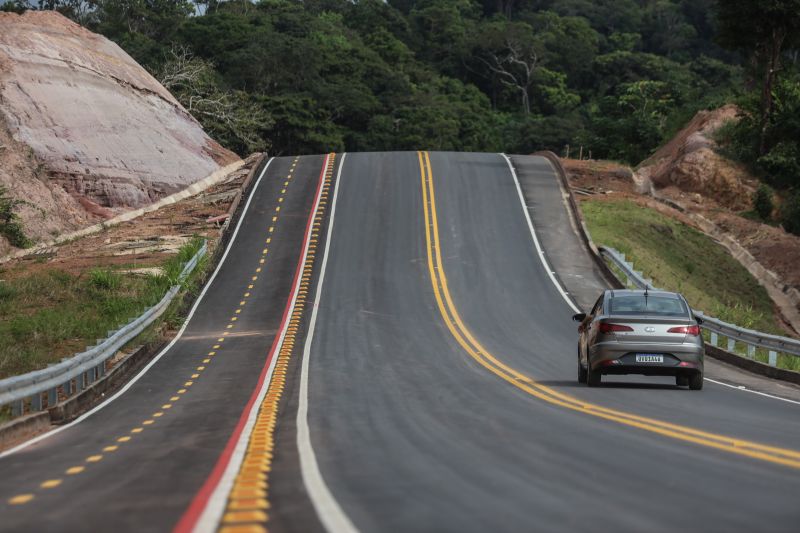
[
  {"x1": 636, "y1": 105, "x2": 757, "y2": 211},
  {"x1": 0, "y1": 11, "x2": 239, "y2": 250},
  {"x1": 0, "y1": 121, "x2": 94, "y2": 257}
]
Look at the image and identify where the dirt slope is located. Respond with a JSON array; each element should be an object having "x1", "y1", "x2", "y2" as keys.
[
  {"x1": 562, "y1": 104, "x2": 800, "y2": 335},
  {"x1": 636, "y1": 104, "x2": 757, "y2": 211},
  {"x1": 0, "y1": 11, "x2": 239, "y2": 253}
]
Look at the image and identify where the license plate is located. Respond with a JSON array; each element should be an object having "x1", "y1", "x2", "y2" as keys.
[{"x1": 636, "y1": 354, "x2": 663, "y2": 363}]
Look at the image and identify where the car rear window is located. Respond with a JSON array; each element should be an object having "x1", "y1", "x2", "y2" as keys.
[{"x1": 608, "y1": 295, "x2": 688, "y2": 316}]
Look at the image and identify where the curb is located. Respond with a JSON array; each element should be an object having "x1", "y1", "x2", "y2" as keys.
[
  {"x1": 533, "y1": 150, "x2": 623, "y2": 290},
  {"x1": 0, "y1": 411, "x2": 51, "y2": 452},
  {"x1": 706, "y1": 345, "x2": 800, "y2": 386},
  {"x1": 0, "y1": 158, "x2": 248, "y2": 265}
]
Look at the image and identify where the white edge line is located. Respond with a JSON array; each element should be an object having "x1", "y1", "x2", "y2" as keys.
[
  {"x1": 193, "y1": 154, "x2": 335, "y2": 533},
  {"x1": 503, "y1": 153, "x2": 800, "y2": 405},
  {"x1": 704, "y1": 378, "x2": 800, "y2": 405},
  {"x1": 500, "y1": 153, "x2": 580, "y2": 314},
  {"x1": 297, "y1": 153, "x2": 359, "y2": 533},
  {"x1": 0, "y1": 157, "x2": 276, "y2": 460}
]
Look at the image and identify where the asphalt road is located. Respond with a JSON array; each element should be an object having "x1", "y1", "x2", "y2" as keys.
[
  {"x1": 1, "y1": 151, "x2": 799, "y2": 532},
  {"x1": 291, "y1": 152, "x2": 800, "y2": 532},
  {"x1": 0, "y1": 154, "x2": 327, "y2": 531}
]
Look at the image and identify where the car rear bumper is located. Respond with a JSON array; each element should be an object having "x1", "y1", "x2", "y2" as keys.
[{"x1": 588, "y1": 341, "x2": 704, "y2": 375}]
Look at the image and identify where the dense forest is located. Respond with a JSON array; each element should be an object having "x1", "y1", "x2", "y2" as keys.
[
  {"x1": 3, "y1": 0, "x2": 800, "y2": 232},
  {"x1": 1, "y1": 0, "x2": 744, "y2": 159}
]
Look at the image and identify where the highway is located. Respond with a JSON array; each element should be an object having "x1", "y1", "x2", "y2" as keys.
[{"x1": 1, "y1": 152, "x2": 799, "y2": 532}]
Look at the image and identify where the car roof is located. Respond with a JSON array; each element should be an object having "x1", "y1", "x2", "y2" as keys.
[{"x1": 607, "y1": 289, "x2": 682, "y2": 299}]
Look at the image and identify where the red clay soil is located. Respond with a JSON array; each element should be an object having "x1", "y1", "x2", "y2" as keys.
[
  {"x1": 563, "y1": 157, "x2": 800, "y2": 295},
  {"x1": 1, "y1": 155, "x2": 259, "y2": 281}
]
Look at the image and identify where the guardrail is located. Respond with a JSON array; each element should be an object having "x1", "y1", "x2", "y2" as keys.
[
  {"x1": 599, "y1": 246, "x2": 800, "y2": 366},
  {"x1": 0, "y1": 242, "x2": 207, "y2": 419}
]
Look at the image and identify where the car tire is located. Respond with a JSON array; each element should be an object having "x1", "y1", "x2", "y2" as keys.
[
  {"x1": 676, "y1": 375, "x2": 689, "y2": 387},
  {"x1": 586, "y1": 365, "x2": 601, "y2": 387},
  {"x1": 689, "y1": 372, "x2": 704, "y2": 390},
  {"x1": 578, "y1": 344, "x2": 588, "y2": 384},
  {"x1": 578, "y1": 361, "x2": 588, "y2": 384}
]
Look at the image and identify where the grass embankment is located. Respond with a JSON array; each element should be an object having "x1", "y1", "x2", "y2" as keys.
[
  {"x1": 581, "y1": 199, "x2": 799, "y2": 371},
  {"x1": 0, "y1": 237, "x2": 207, "y2": 380}
]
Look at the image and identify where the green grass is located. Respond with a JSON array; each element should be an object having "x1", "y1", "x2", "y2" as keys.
[
  {"x1": 0, "y1": 237, "x2": 207, "y2": 380},
  {"x1": 581, "y1": 199, "x2": 800, "y2": 371}
]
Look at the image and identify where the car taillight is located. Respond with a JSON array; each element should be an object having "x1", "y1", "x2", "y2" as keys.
[
  {"x1": 667, "y1": 325, "x2": 701, "y2": 336},
  {"x1": 599, "y1": 323, "x2": 634, "y2": 334}
]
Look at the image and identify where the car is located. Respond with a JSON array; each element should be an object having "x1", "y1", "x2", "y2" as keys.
[{"x1": 572, "y1": 289, "x2": 705, "y2": 390}]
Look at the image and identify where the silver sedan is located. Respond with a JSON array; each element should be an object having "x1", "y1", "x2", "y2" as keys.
[{"x1": 573, "y1": 289, "x2": 705, "y2": 389}]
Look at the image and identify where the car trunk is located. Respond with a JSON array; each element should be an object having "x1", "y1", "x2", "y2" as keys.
[{"x1": 599, "y1": 316, "x2": 694, "y2": 343}]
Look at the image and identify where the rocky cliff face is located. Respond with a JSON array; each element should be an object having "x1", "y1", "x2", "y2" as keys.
[{"x1": 0, "y1": 11, "x2": 239, "y2": 252}]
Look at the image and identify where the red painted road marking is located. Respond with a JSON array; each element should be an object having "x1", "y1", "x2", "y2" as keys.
[{"x1": 174, "y1": 155, "x2": 332, "y2": 533}]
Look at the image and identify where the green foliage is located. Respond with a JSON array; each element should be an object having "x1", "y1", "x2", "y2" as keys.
[
  {"x1": 88, "y1": 268, "x2": 122, "y2": 291},
  {"x1": 0, "y1": 186, "x2": 32, "y2": 249},
  {"x1": 752, "y1": 184, "x2": 774, "y2": 221},
  {"x1": 581, "y1": 198, "x2": 786, "y2": 337},
  {"x1": 715, "y1": 0, "x2": 800, "y2": 59},
  {"x1": 0, "y1": 237, "x2": 208, "y2": 378},
  {"x1": 780, "y1": 191, "x2": 800, "y2": 236},
  {"x1": 21, "y1": 0, "x2": 745, "y2": 162},
  {"x1": 715, "y1": 72, "x2": 800, "y2": 198},
  {"x1": 0, "y1": 282, "x2": 16, "y2": 302}
]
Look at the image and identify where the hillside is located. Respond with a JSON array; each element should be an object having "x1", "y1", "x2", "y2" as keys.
[
  {"x1": 0, "y1": 11, "x2": 239, "y2": 254},
  {"x1": 564, "y1": 105, "x2": 800, "y2": 335}
]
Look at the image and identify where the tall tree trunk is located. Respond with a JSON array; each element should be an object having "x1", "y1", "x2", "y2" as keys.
[{"x1": 759, "y1": 28, "x2": 786, "y2": 155}]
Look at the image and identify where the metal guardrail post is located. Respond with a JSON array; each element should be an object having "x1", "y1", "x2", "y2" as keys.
[
  {"x1": 769, "y1": 351, "x2": 778, "y2": 366},
  {"x1": 48, "y1": 387, "x2": 58, "y2": 408},
  {"x1": 30, "y1": 393, "x2": 42, "y2": 412}
]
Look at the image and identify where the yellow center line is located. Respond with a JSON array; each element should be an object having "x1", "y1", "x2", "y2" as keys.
[
  {"x1": 417, "y1": 151, "x2": 800, "y2": 469},
  {"x1": 220, "y1": 153, "x2": 338, "y2": 530},
  {"x1": 8, "y1": 494, "x2": 33, "y2": 505}
]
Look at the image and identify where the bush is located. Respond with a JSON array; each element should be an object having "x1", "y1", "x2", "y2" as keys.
[
  {"x1": 752, "y1": 184, "x2": 774, "y2": 220},
  {"x1": 0, "y1": 282, "x2": 15, "y2": 301},
  {"x1": 88, "y1": 269, "x2": 122, "y2": 291},
  {"x1": 780, "y1": 191, "x2": 800, "y2": 236},
  {"x1": 757, "y1": 141, "x2": 800, "y2": 189},
  {"x1": 0, "y1": 186, "x2": 32, "y2": 249}
]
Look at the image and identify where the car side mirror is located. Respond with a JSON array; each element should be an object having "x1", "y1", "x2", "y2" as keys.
[
  {"x1": 694, "y1": 315, "x2": 704, "y2": 325},
  {"x1": 572, "y1": 313, "x2": 587, "y2": 322}
]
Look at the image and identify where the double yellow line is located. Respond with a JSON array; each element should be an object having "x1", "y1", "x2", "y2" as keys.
[{"x1": 417, "y1": 150, "x2": 800, "y2": 470}]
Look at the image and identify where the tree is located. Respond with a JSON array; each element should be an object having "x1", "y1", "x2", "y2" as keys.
[
  {"x1": 474, "y1": 20, "x2": 542, "y2": 114},
  {"x1": 754, "y1": 73, "x2": 800, "y2": 189},
  {"x1": 640, "y1": 0, "x2": 696, "y2": 59},
  {"x1": 752, "y1": 184, "x2": 774, "y2": 219},
  {"x1": 410, "y1": 0, "x2": 480, "y2": 75},
  {"x1": 517, "y1": 10, "x2": 600, "y2": 90},
  {"x1": 716, "y1": 0, "x2": 800, "y2": 154},
  {"x1": 154, "y1": 45, "x2": 271, "y2": 154}
]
